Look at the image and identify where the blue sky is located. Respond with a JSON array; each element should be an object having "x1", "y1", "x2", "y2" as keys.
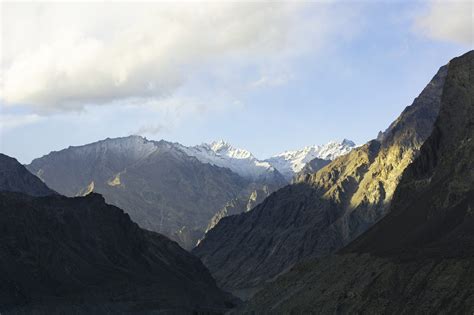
[{"x1": 0, "y1": 1, "x2": 472, "y2": 163}]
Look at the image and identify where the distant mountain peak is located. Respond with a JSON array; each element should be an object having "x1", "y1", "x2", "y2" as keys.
[
  {"x1": 181, "y1": 140, "x2": 282, "y2": 182},
  {"x1": 209, "y1": 139, "x2": 231, "y2": 149},
  {"x1": 206, "y1": 140, "x2": 254, "y2": 160},
  {"x1": 265, "y1": 139, "x2": 356, "y2": 180},
  {"x1": 342, "y1": 138, "x2": 356, "y2": 146}
]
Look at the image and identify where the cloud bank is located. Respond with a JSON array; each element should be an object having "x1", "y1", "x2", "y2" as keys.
[
  {"x1": 3, "y1": 1, "x2": 467, "y2": 116},
  {"x1": 1, "y1": 2, "x2": 357, "y2": 113}
]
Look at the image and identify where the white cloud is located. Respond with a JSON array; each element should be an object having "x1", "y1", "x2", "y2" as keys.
[
  {"x1": 0, "y1": 113, "x2": 42, "y2": 130},
  {"x1": 414, "y1": 0, "x2": 473, "y2": 46},
  {"x1": 0, "y1": 2, "x2": 361, "y2": 113},
  {"x1": 251, "y1": 73, "x2": 294, "y2": 88}
]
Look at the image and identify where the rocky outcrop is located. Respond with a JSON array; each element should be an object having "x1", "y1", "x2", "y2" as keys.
[
  {"x1": 27, "y1": 137, "x2": 285, "y2": 250},
  {"x1": 0, "y1": 154, "x2": 236, "y2": 313},
  {"x1": 242, "y1": 50, "x2": 474, "y2": 313},
  {"x1": 194, "y1": 61, "x2": 448, "y2": 293}
]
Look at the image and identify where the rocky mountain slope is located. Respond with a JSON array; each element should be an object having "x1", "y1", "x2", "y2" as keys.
[
  {"x1": 0, "y1": 153, "x2": 56, "y2": 196},
  {"x1": 0, "y1": 154, "x2": 236, "y2": 313},
  {"x1": 242, "y1": 50, "x2": 474, "y2": 314},
  {"x1": 194, "y1": 59, "x2": 448, "y2": 293},
  {"x1": 203, "y1": 184, "x2": 272, "y2": 238},
  {"x1": 27, "y1": 137, "x2": 286, "y2": 250},
  {"x1": 265, "y1": 139, "x2": 355, "y2": 181}
]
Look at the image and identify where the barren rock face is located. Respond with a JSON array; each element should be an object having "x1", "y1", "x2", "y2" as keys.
[{"x1": 194, "y1": 62, "x2": 447, "y2": 293}]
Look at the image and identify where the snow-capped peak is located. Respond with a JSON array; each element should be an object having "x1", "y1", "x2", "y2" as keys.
[
  {"x1": 209, "y1": 139, "x2": 231, "y2": 151},
  {"x1": 73, "y1": 136, "x2": 354, "y2": 184},
  {"x1": 207, "y1": 140, "x2": 254, "y2": 160},
  {"x1": 180, "y1": 140, "x2": 280, "y2": 182},
  {"x1": 264, "y1": 139, "x2": 356, "y2": 180}
]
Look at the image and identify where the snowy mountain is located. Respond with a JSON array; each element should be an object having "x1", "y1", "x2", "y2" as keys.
[
  {"x1": 265, "y1": 139, "x2": 356, "y2": 180},
  {"x1": 181, "y1": 139, "x2": 356, "y2": 182},
  {"x1": 26, "y1": 136, "x2": 352, "y2": 249},
  {"x1": 180, "y1": 140, "x2": 284, "y2": 182},
  {"x1": 27, "y1": 136, "x2": 286, "y2": 250}
]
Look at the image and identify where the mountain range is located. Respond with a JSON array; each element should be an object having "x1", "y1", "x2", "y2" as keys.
[
  {"x1": 242, "y1": 49, "x2": 474, "y2": 314},
  {"x1": 2, "y1": 46, "x2": 472, "y2": 313},
  {"x1": 193, "y1": 56, "x2": 448, "y2": 296},
  {"x1": 27, "y1": 138, "x2": 353, "y2": 249}
]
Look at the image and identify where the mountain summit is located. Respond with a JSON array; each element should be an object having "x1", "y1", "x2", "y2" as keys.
[
  {"x1": 180, "y1": 140, "x2": 283, "y2": 182},
  {"x1": 265, "y1": 139, "x2": 356, "y2": 180}
]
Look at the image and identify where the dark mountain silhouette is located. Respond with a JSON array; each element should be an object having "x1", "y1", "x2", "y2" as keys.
[
  {"x1": 0, "y1": 153, "x2": 55, "y2": 196},
  {"x1": 0, "y1": 154, "x2": 236, "y2": 313}
]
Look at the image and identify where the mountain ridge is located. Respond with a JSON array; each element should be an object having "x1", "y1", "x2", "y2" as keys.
[
  {"x1": 27, "y1": 136, "x2": 284, "y2": 250},
  {"x1": 194, "y1": 60, "x2": 448, "y2": 294},
  {"x1": 27, "y1": 136, "x2": 351, "y2": 250},
  {"x1": 264, "y1": 139, "x2": 356, "y2": 180},
  {"x1": 178, "y1": 139, "x2": 286, "y2": 183},
  {"x1": 0, "y1": 153, "x2": 56, "y2": 197}
]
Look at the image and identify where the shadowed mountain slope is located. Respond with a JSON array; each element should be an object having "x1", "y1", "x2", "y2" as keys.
[
  {"x1": 242, "y1": 50, "x2": 474, "y2": 314},
  {"x1": 0, "y1": 153, "x2": 55, "y2": 196},
  {"x1": 194, "y1": 59, "x2": 448, "y2": 293},
  {"x1": 0, "y1": 154, "x2": 236, "y2": 313}
]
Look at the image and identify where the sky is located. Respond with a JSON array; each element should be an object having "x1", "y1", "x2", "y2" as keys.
[{"x1": 0, "y1": 0, "x2": 472, "y2": 163}]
